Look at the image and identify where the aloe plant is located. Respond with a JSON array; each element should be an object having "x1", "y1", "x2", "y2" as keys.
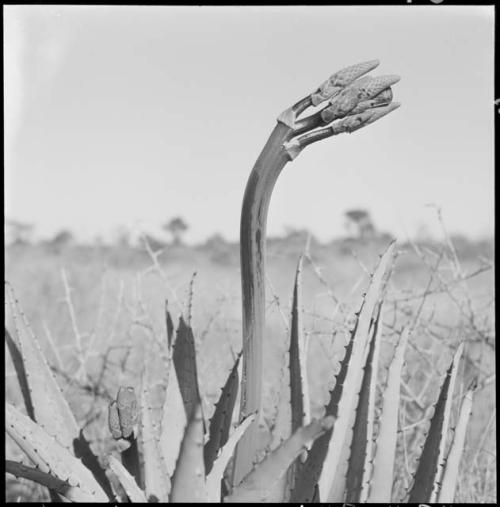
[
  {"x1": 5, "y1": 60, "x2": 478, "y2": 503},
  {"x1": 5, "y1": 309, "x2": 334, "y2": 502},
  {"x1": 235, "y1": 59, "x2": 401, "y2": 483}
]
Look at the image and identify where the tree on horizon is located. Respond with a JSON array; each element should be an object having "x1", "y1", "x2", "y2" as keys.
[
  {"x1": 163, "y1": 216, "x2": 189, "y2": 245},
  {"x1": 344, "y1": 208, "x2": 376, "y2": 239}
]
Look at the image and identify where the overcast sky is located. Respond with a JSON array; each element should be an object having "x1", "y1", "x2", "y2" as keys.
[{"x1": 4, "y1": 5, "x2": 494, "y2": 244}]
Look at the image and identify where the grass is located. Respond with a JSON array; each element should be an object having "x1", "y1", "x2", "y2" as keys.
[{"x1": 4, "y1": 235, "x2": 495, "y2": 502}]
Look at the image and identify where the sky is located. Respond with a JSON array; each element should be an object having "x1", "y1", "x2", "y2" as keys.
[{"x1": 4, "y1": 5, "x2": 495, "y2": 244}]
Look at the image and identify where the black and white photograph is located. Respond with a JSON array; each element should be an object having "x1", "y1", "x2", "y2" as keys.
[{"x1": 4, "y1": 4, "x2": 495, "y2": 503}]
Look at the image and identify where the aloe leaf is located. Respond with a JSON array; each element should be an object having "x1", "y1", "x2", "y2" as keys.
[
  {"x1": 289, "y1": 256, "x2": 309, "y2": 433},
  {"x1": 108, "y1": 456, "x2": 147, "y2": 503},
  {"x1": 5, "y1": 289, "x2": 79, "y2": 452},
  {"x1": 206, "y1": 414, "x2": 256, "y2": 502},
  {"x1": 225, "y1": 417, "x2": 335, "y2": 503},
  {"x1": 301, "y1": 333, "x2": 311, "y2": 425},
  {"x1": 6, "y1": 460, "x2": 96, "y2": 502},
  {"x1": 204, "y1": 353, "x2": 241, "y2": 474},
  {"x1": 165, "y1": 300, "x2": 174, "y2": 349},
  {"x1": 430, "y1": 341, "x2": 464, "y2": 501},
  {"x1": 7, "y1": 304, "x2": 112, "y2": 499},
  {"x1": 290, "y1": 308, "x2": 357, "y2": 502},
  {"x1": 437, "y1": 384, "x2": 475, "y2": 502},
  {"x1": 281, "y1": 256, "x2": 310, "y2": 501},
  {"x1": 140, "y1": 368, "x2": 171, "y2": 502},
  {"x1": 5, "y1": 327, "x2": 34, "y2": 420},
  {"x1": 325, "y1": 419, "x2": 353, "y2": 502},
  {"x1": 6, "y1": 403, "x2": 108, "y2": 501},
  {"x1": 173, "y1": 316, "x2": 201, "y2": 420},
  {"x1": 170, "y1": 403, "x2": 208, "y2": 502},
  {"x1": 120, "y1": 435, "x2": 141, "y2": 489},
  {"x1": 367, "y1": 327, "x2": 409, "y2": 502},
  {"x1": 256, "y1": 263, "x2": 307, "y2": 503},
  {"x1": 73, "y1": 429, "x2": 115, "y2": 500},
  {"x1": 408, "y1": 342, "x2": 464, "y2": 503},
  {"x1": 159, "y1": 362, "x2": 187, "y2": 479},
  {"x1": 319, "y1": 241, "x2": 395, "y2": 501},
  {"x1": 345, "y1": 301, "x2": 383, "y2": 502},
  {"x1": 358, "y1": 302, "x2": 384, "y2": 502}
]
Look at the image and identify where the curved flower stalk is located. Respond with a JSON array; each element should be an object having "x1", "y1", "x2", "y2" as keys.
[{"x1": 235, "y1": 59, "x2": 401, "y2": 482}]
